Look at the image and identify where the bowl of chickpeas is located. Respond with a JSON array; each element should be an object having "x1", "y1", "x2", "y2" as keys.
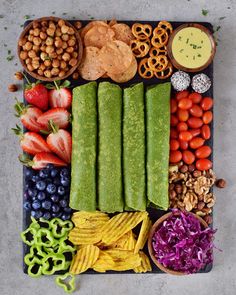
[{"x1": 17, "y1": 16, "x2": 83, "y2": 81}]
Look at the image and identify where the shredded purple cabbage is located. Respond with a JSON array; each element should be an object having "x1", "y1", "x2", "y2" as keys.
[{"x1": 152, "y1": 210, "x2": 216, "y2": 274}]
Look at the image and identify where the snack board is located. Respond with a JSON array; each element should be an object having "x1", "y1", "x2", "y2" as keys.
[{"x1": 21, "y1": 19, "x2": 214, "y2": 277}]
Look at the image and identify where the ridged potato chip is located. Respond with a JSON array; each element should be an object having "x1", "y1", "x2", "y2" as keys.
[
  {"x1": 133, "y1": 251, "x2": 152, "y2": 273},
  {"x1": 69, "y1": 227, "x2": 102, "y2": 245},
  {"x1": 70, "y1": 244, "x2": 100, "y2": 274},
  {"x1": 107, "y1": 55, "x2": 137, "y2": 83},
  {"x1": 78, "y1": 47, "x2": 105, "y2": 80},
  {"x1": 98, "y1": 40, "x2": 133, "y2": 75},
  {"x1": 72, "y1": 211, "x2": 109, "y2": 228},
  {"x1": 112, "y1": 23, "x2": 134, "y2": 45},
  {"x1": 80, "y1": 20, "x2": 108, "y2": 40},
  {"x1": 93, "y1": 251, "x2": 115, "y2": 273},
  {"x1": 84, "y1": 25, "x2": 115, "y2": 49},
  {"x1": 134, "y1": 216, "x2": 152, "y2": 254},
  {"x1": 101, "y1": 211, "x2": 148, "y2": 245}
]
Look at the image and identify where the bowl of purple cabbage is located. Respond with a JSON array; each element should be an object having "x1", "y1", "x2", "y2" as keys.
[{"x1": 148, "y1": 209, "x2": 216, "y2": 275}]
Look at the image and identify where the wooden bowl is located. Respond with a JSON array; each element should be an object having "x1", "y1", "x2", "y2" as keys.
[
  {"x1": 167, "y1": 23, "x2": 216, "y2": 72},
  {"x1": 17, "y1": 16, "x2": 83, "y2": 81},
  {"x1": 148, "y1": 211, "x2": 208, "y2": 275}
]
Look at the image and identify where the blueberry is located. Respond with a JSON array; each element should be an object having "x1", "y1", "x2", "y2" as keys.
[
  {"x1": 61, "y1": 177, "x2": 70, "y2": 187},
  {"x1": 36, "y1": 180, "x2": 46, "y2": 191},
  {"x1": 42, "y1": 200, "x2": 52, "y2": 210},
  {"x1": 63, "y1": 207, "x2": 72, "y2": 213},
  {"x1": 46, "y1": 183, "x2": 57, "y2": 194},
  {"x1": 31, "y1": 196, "x2": 37, "y2": 201},
  {"x1": 51, "y1": 169, "x2": 59, "y2": 178},
  {"x1": 59, "y1": 199, "x2": 68, "y2": 208},
  {"x1": 53, "y1": 177, "x2": 61, "y2": 186},
  {"x1": 31, "y1": 175, "x2": 40, "y2": 183},
  {"x1": 39, "y1": 169, "x2": 49, "y2": 179},
  {"x1": 37, "y1": 192, "x2": 46, "y2": 201},
  {"x1": 60, "y1": 168, "x2": 69, "y2": 178},
  {"x1": 23, "y1": 201, "x2": 32, "y2": 210},
  {"x1": 25, "y1": 169, "x2": 35, "y2": 179},
  {"x1": 57, "y1": 186, "x2": 65, "y2": 196},
  {"x1": 32, "y1": 200, "x2": 41, "y2": 210},
  {"x1": 23, "y1": 191, "x2": 29, "y2": 200},
  {"x1": 50, "y1": 194, "x2": 59, "y2": 203},
  {"x1": 27, "y1": 188, "x2": 37, "y2": 198},
  {"x1": 31, "y1": 210, "x2": 43, "y2": 219},
  {"x1": 42, "y1": 212, "x2": 51, "y2": 220},
  {"x1": 46, "y1": 164, "x2": 54, "y2": 170},
  {"x1": 52, "y1": 204, "x2": 60, "y2": 213},
  {"x1": 61, "y1": 213, "x2": 71, "y2": 221}
]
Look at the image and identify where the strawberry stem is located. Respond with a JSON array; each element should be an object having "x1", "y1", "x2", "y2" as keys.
[
  {"x1": 22, "y1": 72, "x2": 31, "y2": 85},
  {"x1": 18, "y1": 154, "x2": 34, "y2": 167},
  {"x1": 48, "y1": 120, "x2": 59, "y2": 133},
  {"x1": 54, "y1": 81, "x2": 60, "y2": 91}
]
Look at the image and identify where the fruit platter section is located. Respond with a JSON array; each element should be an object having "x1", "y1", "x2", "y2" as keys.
[{"x1": 11, "y1": 16, "x2": 226, "y2": 293}]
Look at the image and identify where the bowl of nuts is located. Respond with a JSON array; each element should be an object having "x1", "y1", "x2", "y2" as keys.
[{"x1": 17, "y1": 16, "x2": 83, "y2": 81}]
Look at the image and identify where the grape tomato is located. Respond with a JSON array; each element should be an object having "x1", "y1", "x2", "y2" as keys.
[
  {"x1": 195, "y1": 146, "x2": 212, "y2": 159},
  {"x1": 201, "y1": 125, "x2": 211, "y2": 140},
  {"x1": 170, "y1": 139, "x2": 180, "y2": 151},
  {"x1": 182, "y1": 150, "x2": 195, "y2": 164},
  {"x1": 187, "y1": 117, "x2": 203, "y2": 128},
  {"x1": 202, "y1": 111, "x2": 213, "y2": 124},
  {"x1": 178, "y1": 109, "x2": 189, "y2": 122},
  {"x1": 188, "y1": 92, "x2": 202, "y2": 104},
  {"x1": 179, "y1": 131, "x2": 193, "y2": 141},
  {"x1": 178, "y1": 98, "x2": 193, "y2": 110},
  {"x1": 189, "y1": 137, "x2": 205, "y2": 149},
  {"x1": 196, "y1": 159, "x2": 212, "y2": 171},
  {"x1": 171, "y1": 99, "x2": 177, "y2": 113},
  {"x1": 201, "y1": 97, "x2": 213, "y2": 110},
  {"x1": 177, "y1": 122, "x2": 188, "y2": 132},
  {"x1": 176, "y1": 90, "x2": 189, "y2": 101},
  {"x1": 189, "y1": 104, "x2": 203, "y2": 117},
  {"x1": 170, "y1": 150, "x2": 182, "y2": 163}
]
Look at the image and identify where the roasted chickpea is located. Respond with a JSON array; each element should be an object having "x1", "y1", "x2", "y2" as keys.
[
  {"x1": 49, "y1": 21, "x2": 56, "y2": 30},
  {"x1": 74, "y1": 21, "x2": 82, "y2": 30},
  {"x1": 29, "y1": 29, "x2": 34, "y2": 35},
  {"x1": 25, "y1": 58, "x2": 31, "y2": 64},
  {"x1": 52, "y1": 59, "x2": 60, "y2": 68},
  {"x1": 60, "y1": 60, "x2": 67, "y2": 69},
  {"x1": 45, "y1": 37, "x2": 54, "y2": 46},
  {"x1": 58, "y1": 70, "x2": 65, "y2": 78},
  {"x1": 46, "y1": 27, "x2": 55, "y2": 37},
  {"x1": 37, "y1": 69, "x2": 44, "y2": 76},
  {"x1": 64, "y1": 66, "x2": 69, "y2": 72},
  {"x1": 40, "y1": 31, "x2": 47, "y2": 40},
  {"x1": 72, "y1": 52, "x2": 78, "y2": 58},
  {"x1": 57, "y1": 55, "x2": 62, "y2": 60},
  {"x1": 55, "y1": 28, "x2": 62, "y2": 37},
  {"x1": 20, "y1": 51, "x2": 28, "y2": 60},
  {"x1": 56, "y1": 48, "x2": 63, "y2": 55},
  {"x1": 41, "y1": 26, "x2": 47, "y2": 32},
  {"x1": 68, "y1": 27, "x2": 75, "y2": 35},
  {"x1": 32, "y1": 60, "x2": 40, "y2": 69},
  {"x1": 62, "y1": 41, "x2": 68, "y2": 49},
  {"x1": 44, "y1": 70, "x2": 52, "y2": 78},
  {"x1": 45, "y1": 46, "x2": 54, "y2": 54},
  {"x1": 39, "y1": 63, "x2": 46, "y2": 71},
  {"x1": 33, "y1": 28, "x2": 40, "y2": 36},
  {"x1": 66, "y1": 46, "x2": 74, "y2": 53},
  {"x1": 32, "y1": 22, "x2": 39, "y2": 29},
  {"x1": 44, "y1": 59, "x2": 52, "y2": 67},
  {"x1": 27, "y1": 64, "x2": 34, "y2": 71},
  {"x1": 32, "y1": 45, "x2": 40, "y2": 52},
  {"x1": 61, "y1": 25, "x2": 69, "y2": 34},
  {"x1": 62, "y1": 34, "x2": 69, "y2": 41},
  {"x1": 33, "y1": 37, "x2": 41, "y2": 46},
  {"x1": 19, "y1": 37, "x2": 27, "y2": 46},
  {"x1": 48, "y1": 52, "x2": 57, "y2": 59},
  {"x1": 69, "y1": 58, "x2": 77, "y2": 67},
  {"x1": 51, "y1": 67, "x2": 60, "y2": 76},
  {"x1": 28, "y1": 50, "x2": 36, "y2": 58},
  {"x1": 40, "y1": 52, "x2": 48, "y2": 61},
  {"x1": 28, "y1": 35, "x2": 34, "y2": 42},
  {"x1": 62, "y1": 52, "x2": 70, "y2": 61},
  {"x1": 58, "y1": 19, "x2": 65, "y2": 27},
  {"x1": 40, "y1": 45, "x2": 46, "y2": 52},
  {"x1": 72, "y1": 72, "x2": 79, "y2": 79},
  {"x1": 68, "y1": 39, "x2": 76, "y2": 47},
  {"x1": 25, "y1": 41, "x2": 33, "y2": 51},
  {"x1": 55, "y1": 38, "x2": 63, "y2": 48},
  {"x1": 41, "y1": 20, "x2": 48, "y2": 27}
]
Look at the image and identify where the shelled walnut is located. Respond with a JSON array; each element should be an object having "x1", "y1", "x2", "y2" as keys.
[{"x1": 169, "y1": 164, "x2": 216, "y2": 224}]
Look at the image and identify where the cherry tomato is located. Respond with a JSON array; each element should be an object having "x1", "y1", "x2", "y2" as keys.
[
  {"x1": 171, "y1": 99, "x2": 177, "y2": 113},
  {"x1": 170, "y1": 139, "x2": 180, "y2": 151},
  {"x1": 169, "y1": 150, "x2": 182, "y2": 163},
  {"x1": 177, "y1": 122, "x2": 188, "y2": 132},
  {"x1": 182, "y1": 150, "x2": 195, "y2": 164},
  {"x1": 177, "y1": 109, "x2": 189, "y2": 122},
  {"x1": 189, "y1": 128, "x2": 201, "y2": 137},
  {"x1": 171, "y1": 114, "x2": 178, "y2": 126},
  {"x1": 176, "y1": 90, "x2": 189, "y2": 101},
  {"x1": 179, "y1": 131, "x2": 193, "y2": 142},
  {"x1": 201, "y1": 97, "x2": 213, "y2": 110},
  {"x1": 179, "y1": 140, "x2": 188, "y2": 150},
  {"x1": 201, "y1": 125, "x2": 211, "y2": 140},
  {"x1": 196, "y1": 159, "x2": 212, "y2": 171},
  {"x1": 189, "y1": 104, "x2": 203, "y2": 117},
  {"x1": 202, "y1": 111, "x2": 213, "y2": 124},
  {"x1": 187, "y1": 117, "x2": 203, "y2": 128},
  {"x1": 189, "y1": 137, "x2": 205, "y2": 149},
  {"x1": 195, "y1": 146, "x2": 212, "y2": 159},
  {"x1": 188, "y1": 92, "x2": 202, "y2": 104},
  {"x1": 178, "y1": 98, "x2": 193, "y2": 110}
]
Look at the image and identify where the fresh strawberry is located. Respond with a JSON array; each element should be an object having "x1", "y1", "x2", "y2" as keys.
[
  {"x1": 19, "y1": 152, "x2": 67, "y2": 170},
  {"x1": 23, "y1": 74, "x2": 49, "y2": 110},
  {"x1": 12, "y1": 125, "x2": 50, "y2": 155},
  {"x1": 37, "y1": 108, "x2": 70, "y2": 129},
  {"x1": 14, "y1": 99, "x2": 45, "y2": 132},
  {"x1": 46, "y1": 80, "x2": 72, "y2": 109},
  {"x1": 46, "y1": 121, "x2": 72, "y2": 163}
]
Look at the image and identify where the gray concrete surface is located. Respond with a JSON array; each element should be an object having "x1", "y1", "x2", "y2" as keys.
[{"x1": 0, "y1": 0, "x2": 235, "y2": 294}]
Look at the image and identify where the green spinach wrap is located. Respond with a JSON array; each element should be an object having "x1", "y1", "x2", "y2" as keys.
[
  {"x1": 146, "y1": 82, "x2": 171, "y2": 210},
  {"x1": 70, "y1": 82, "x2": 97, "y2": 211},
  {"x1": 98, "y1": 82, "x2": 123, "y2": 213},
  {"x1": 123, "y1": 83, "x2": 146, "y2": 211}
]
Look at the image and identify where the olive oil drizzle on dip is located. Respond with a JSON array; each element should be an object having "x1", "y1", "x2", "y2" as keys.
[{"x1": 171, "y1": 27, "x2": 212, "y2": 69}]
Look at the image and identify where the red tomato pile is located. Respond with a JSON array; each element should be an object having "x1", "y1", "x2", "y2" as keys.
[{"x1": 170, "y1": 90, "x2": 213, "y2": 171}]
